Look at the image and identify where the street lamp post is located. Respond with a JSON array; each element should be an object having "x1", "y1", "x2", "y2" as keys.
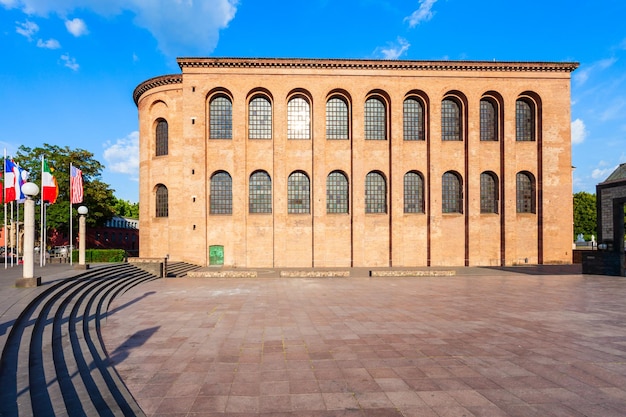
[
  {"x1": 76, "y1": 205, "x2": 89, "y2": 269},
  {"x1": 16, "y1": 182, "x2": 41, "y2": 287}
]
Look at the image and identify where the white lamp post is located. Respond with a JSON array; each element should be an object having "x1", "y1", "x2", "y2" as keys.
[
  {"x1": 77, "y1": 205, "x2": 89, "y2": 269},
  {"x1": 16, "y1": 182, "x2": 41, "y2": 287}
]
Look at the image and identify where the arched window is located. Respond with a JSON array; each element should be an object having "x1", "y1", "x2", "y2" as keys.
[
  {"x1": 365, "y1": 97, "x2": 386, "y2": 140},
  {"x1": 288, "y1": 97, "x2": 311, "y2": 140},
  {"x1": 288, "y1": 171, "x2": 310, "y2": 213},
  {"x1": 327, "y1": 171, "x2": 349, "y2": 213},
  {"x1": 210, "y1": 171, "x2": 232, "y2": 214},
  {"x1": 441, "y1": 98, "x2": 461, "y2": 141},
  {"x1": 404, "y1": 171, "x2": 425, "y2": 213},
  {"x1": 155, "y1": 184, "x2": 168, "y2": 217},
  {"x1": 516, "y1": 99, "x2": 535, "y2": 142},
  {"x1": 326, "y1": 97, "x2": 349, "y2": 140},
  {"x1": 210, "y1": 96, "x2": 232, "y2": 139},
  {"x1": 403, "y1": 98, "x2": 424, "y2": 141},
  {"x1": 516, "y1": 172, "x2": 536, "y2": 213},
  {"x1": 365, "y1": 172, "x2": 386, "y2": 213},
  {"x1": 480, "y1": 99, "x2": 497, "y2": 141},
  {"x1": 480, "y1": 172, "x2": 499, "y2": 213},
  {"x1": 249, "y1": 96, "x2": 272, "y2": 139},
  {"x1": 155, "y1": 119, "x2": 168, "y2": 156},
  {"x1": 249, "y1": 171, "x2": 272, "y2": 213},
  {"x1": 442, "y1": 172, "x2": 462, "y2": 213}
]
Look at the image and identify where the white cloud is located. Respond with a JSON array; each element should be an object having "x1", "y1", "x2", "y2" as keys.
[
  {"x1": 377, "y1": 38, "x2": 410, "y2": 60},
  {"x1": 37, "y1": 38, "x2": 61, "y2": 49},
  {"x1": 571, "y1": 118, "x2": 587, "y2": 145},
  {"x1": 3, "y1": 0, "x2": 239, "y2": 56},
  {"x1": 573, "y1": 57, "x2": 617, "y2": 86},
  {"x1": 103, "y1": 131, "x2": 139, "y2": 179},
  {"x1": 405, "y1": 0, "x2": 438, "y2": 28},
  {"x1": 65, "y1": 17, "x2": 88, "y2": 37},
  {"x1": 60, "y1": 53, "x2": 79, "y2": 71},
  {"x1": 15, "y1": 20, "x2": 38, "y2": 40}
]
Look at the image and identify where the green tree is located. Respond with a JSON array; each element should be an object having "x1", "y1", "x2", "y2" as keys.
[
  {"x1": 573, "y1": 191, "x2": 597, "y2": 239},
  {"x1": 113, "y1": 197, "x2": 139, "y2": 218},
  {"x1": 6, "y1": 144, "x2": 116, "y2": 235}
]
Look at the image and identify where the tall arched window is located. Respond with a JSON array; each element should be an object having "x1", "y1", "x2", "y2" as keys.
[
  {"x1": 365, "y1": 97, "x2": 386, "y2": 140},
  {"x1": 365, "y1": 172, "x2": 386, "y2": 213},
  {"x1": 516, "y1": 99, "x2": 535, "y2": 142},
  {"x1": 249, "y1": 96, "x2": 272, "y2": 139},
  {"x1": 480, "y1": 99, "x2": 497, "y2": 141},
  {"x1": 403, "y1": 98, "x2": 424, "y2": 141},
  {"x1": 326, "y1": 97, "x2": 349, "y2": 140},
  {"x1": 404, "y1": 171, "x2": 425, "y2": 213},
  {"x1": 441, "y1": 98, "x2": 461, "y2": 141},
  {"x1": 210, "y1": 96, "x2": 232, "y2": 139},
  {"x1": 155, "y1": 184, "x2": 168, "y2": 217},
  {"x1": 288, "y1": 97, "x2": 311, "y2": 140},
  {"x1": 327, "y1": 171, "x2": 349, "y2": 213},
  {"x1": 288, "y1": 171, "x2": 310, "y2": 213},
  {"x1": 516, "y1": 172, "x2": 536, "y2": 213},
  {"x1": 155, "y1": 119, "x2": 168, "y2": 156},
  {"x1": 249, "y1": 171, "x2": 272, "y2": 213},
  {"x1": 480, "y1": 172, "x2": 499, "y2": 213},
  {"x1": 442, "y1": 172, "x2": 462, "y2": 213},
  {"x1": 210, "y1": 171, "x2": 232, "y2": 214}
]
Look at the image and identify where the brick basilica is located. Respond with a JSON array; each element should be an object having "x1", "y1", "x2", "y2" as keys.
[{"x1": 134, "y1": 57, "x2": 578, "y2": 268}]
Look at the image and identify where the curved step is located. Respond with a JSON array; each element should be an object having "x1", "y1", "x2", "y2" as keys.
[{"x1": 0, "y1": 263, "x2": 158, "y2": 416}]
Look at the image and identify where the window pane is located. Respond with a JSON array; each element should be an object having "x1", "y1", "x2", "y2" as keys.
[
  {"x1": 288, "y1": 172, "x2": 310, "y2": 213},
  {"x1": 326, "y1": 97, "x2": 349, "y2": 140},
  {"x1": 156, "y1": 119, "x2": 168, "y2": 156},
  {"x1": 365, "y1": 98, "x2": 386, "y2": 140},
  {"x1": 404, "y1": 172, "x2": 424, "y2": 213},
  {"x1": 249, "y1": 97, "x2": 272, "y2": 139},
  {"x1": 516, "y1": 100, "x2": 534, "y2": 141},
  {"x1": 516, "y1": 173, "x2": 534, "y2": 213},
  {"x1": 155, "y1": 185, "x2": 168, "y2": 217},
  {"x1": 365, "y1": 172, "x2": 386, "y2": 213},
  {"x1": 327, "y1": 171, "x2": 349, "y2": 213},
  {"x1": 249, "y1": 171, "x2": 272, "y2": 213},
  {"x1": 442, "y1": 172, "x2": 461, "y2": 213},
  {"x1": 288, "y1": 97, "x2": 310, "y2": 140},
  {"x1": 210, "y1": 96, "x2": 232, "y2": 139},
  {"x1": 441, "y1": 99, "x2": 460, "y2": 141},
  {"x1": 480, "y1": 173, "x2": 498, "y2": 213},
  {"x1": 403, "y1": 98, "x2": 424, "y2": 141},
  {"x1": 480, "y1": 99, "x2": 497, "y2": 141},
  {"x1": 210, "y1": 171, "x2": 232, "y2": 214}
]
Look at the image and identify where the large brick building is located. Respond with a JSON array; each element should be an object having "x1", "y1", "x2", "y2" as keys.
[{"x1": 134, "y1": 57, "x2": 578, "y2": 268}]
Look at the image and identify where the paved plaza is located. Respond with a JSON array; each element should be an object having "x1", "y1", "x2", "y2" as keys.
[{"x1": 95, "y1": 265, "x2": 626, "y2": 417}]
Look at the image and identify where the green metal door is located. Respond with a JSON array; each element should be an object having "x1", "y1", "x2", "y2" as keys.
[{"x1": 209, "y1": 245, "x2": 224, "y2": 266}]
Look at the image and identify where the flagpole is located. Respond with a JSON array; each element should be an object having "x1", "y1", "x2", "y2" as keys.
[
  {"x1": 3, "y1": 149, "x2": 7, "y2": 268},
  {"x1": 70, "y1": 162, "x2": 73, "y2": 265},
  {"x1": 40, "y1": 155, "x2": 44, "y2": 267}
]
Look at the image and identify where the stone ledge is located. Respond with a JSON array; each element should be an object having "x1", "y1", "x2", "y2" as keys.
[
  {"x1": 187, "y1": 270, "x2": 258, "y2": 278},
  {"x1": 370, "y1": 270, "x2": 456, "y2": 277},
  {"x1": 280, "y1": 270, "x2": 350, "y2": 278},
  {"x1": 15, "y1": 277, "x2": 42, "y2": 288}
]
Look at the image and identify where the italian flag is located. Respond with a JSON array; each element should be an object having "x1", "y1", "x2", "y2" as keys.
[{"x1": 42, "y1": 159, "x2": 58, "y2": 203}]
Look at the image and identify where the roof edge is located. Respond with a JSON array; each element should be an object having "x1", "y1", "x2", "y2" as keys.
[{"x1": 133, "y1": 74, "x2": 182, "y2": 106}]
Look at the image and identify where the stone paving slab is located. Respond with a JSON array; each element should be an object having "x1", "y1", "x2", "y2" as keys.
[{"x1": 100, "y1": 265, "x2": 626, "y2": 416}]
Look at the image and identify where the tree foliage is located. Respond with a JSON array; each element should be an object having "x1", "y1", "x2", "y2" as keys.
[
  {"x1": 7, "y1": 144, "x2": 116, "y2": 233},
  {"x1": 573, "y1": 191, "x2": 597, "y2": 239},
  {"x1": 112, "y1": 197, "x2": 139, "y2": 218}
]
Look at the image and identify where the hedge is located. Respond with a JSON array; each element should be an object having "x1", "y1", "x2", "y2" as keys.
[{"x1": 71, "y1": 249, "x2": 126, "y2": 263}]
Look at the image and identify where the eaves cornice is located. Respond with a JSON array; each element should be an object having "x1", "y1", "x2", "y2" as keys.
[
  {"x1": 176, "y1": 57, "x2": 580, "y2": 74},
  {"x1": 133, "y1": 74, "x2": 182, "y2": 106}
]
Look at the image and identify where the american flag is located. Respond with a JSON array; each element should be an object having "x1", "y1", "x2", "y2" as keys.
[{"x1": 70, "y1": 165, "x2": 83, "y2": 204}]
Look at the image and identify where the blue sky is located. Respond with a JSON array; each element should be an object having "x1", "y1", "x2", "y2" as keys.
[{"x1": 1, "y1": 0, "x2": 625, "y2": 203}]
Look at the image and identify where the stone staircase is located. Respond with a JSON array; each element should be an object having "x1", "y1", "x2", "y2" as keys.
[
  {"x1": 0, "y1": 263, "x2": 158, "y2": 416},
  {"x1": 165, "y1": 261, "x2": 201, "y2": 277}
]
